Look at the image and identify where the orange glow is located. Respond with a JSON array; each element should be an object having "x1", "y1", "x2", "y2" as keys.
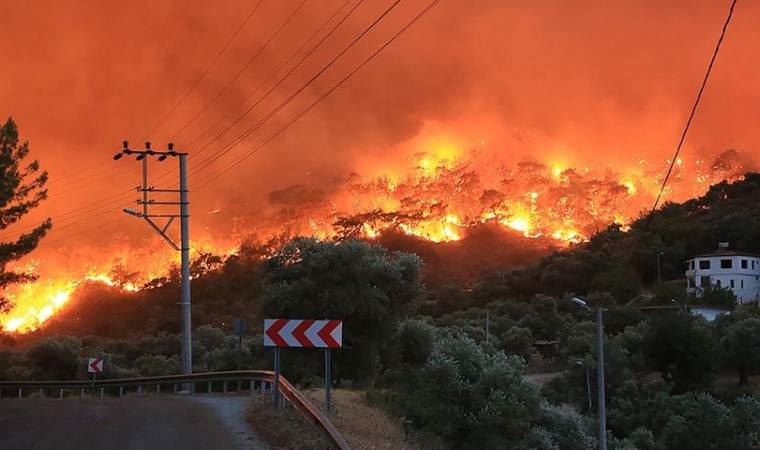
[
  {"x1": 1, "y1": 140, "x2": 751, "y2": 334},
  {"x1": 2, "y1": 1, "x2": 759, "y2": 334}
]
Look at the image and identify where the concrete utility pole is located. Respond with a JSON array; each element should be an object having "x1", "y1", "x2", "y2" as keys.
[
  {"x1": 657, "y1": 251, "x2": 664, "y2": 283},
  {"x1": 571, "y1": 297, "x2": 607, "y2": 450},
  {"x1": 575, "y1": 360, "x2": 592, "y2": 411},
  {"x1": 485, "y1": 311, "x2": 490, "y2": 345},
  {"x1": 114, "y1": 141, "x2": 192, "y2": 379},
  {"x1": 595, "y1": 306, "x2": 607, "y2": 450}
]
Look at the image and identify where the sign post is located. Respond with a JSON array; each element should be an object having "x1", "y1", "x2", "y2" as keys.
[
  {"x1": 324, "y1": 348, "x2": 332, "y2": 411},
  {"x1": 88, "y1": 357, "x2": 104, "y2": 396},
  {"x1": 264, "y1": 319, "x2": 343, "y2": 411},
  {"x1": 273, "y1": 347, "x2": 281, "y2": 407},
  {"x1": 234, "y1": 319, "x2": 248, "y2": 371}
]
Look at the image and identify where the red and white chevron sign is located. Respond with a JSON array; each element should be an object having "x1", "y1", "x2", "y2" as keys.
[
  {"x1": 264, "y1": 319, "x2": 343, "y2": 348},
  {"x1": 87, "y1": 357, "x2": 104, "y2": 374}
]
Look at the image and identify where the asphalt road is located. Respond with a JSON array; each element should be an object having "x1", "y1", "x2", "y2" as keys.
[{"x1": 0, "y1": 396, "x2": 264, "y2": 450}]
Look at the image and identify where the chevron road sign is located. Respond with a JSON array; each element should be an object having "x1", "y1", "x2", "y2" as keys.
[
  {"x1": 264, "y1": 319, "x2": 343, "y2": 348},
  {"x1": 87, "y1": 357, "x2": 104, "y2": 374},
  {"x1": 264, "y1": 319, "x2": 343, "y2": 411}
]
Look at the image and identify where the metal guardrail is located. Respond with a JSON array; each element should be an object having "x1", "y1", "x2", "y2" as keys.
[
  {"x1": 0, "y1": 370, "x2": 351, "y2": 450},
  {"x1": 276, "y1": 375, "x2": 351, "y2": 450}
]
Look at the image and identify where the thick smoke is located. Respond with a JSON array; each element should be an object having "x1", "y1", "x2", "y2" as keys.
[
  {"x1": 0, "y1": 0, "x2": 758, "y2": 252},
  {"x1": 1, "y1": 0, "x2": 758, "y2": 331}
]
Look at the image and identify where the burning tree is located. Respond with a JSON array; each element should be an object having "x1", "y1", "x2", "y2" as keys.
[{"x1": 0, "y1": 118, "x2": 51, "y2": 313}]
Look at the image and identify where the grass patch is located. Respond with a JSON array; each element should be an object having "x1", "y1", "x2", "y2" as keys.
[
  {"x1": 247, "y1": 393, "x2": 331, "y2": 449},
  {"x1": 247, "y1": 389, "x2": 431, "y2": 449},
  {"x1": 305, "y1": 388, "x2": 436, "y2": 450}
]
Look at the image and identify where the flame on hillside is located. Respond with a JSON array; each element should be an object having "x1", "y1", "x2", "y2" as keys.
[
  {"x1": 0, "y1": 134, "x2": 753, "y2": 333},
  {"x1": 263, "y1": 138, "x2": 751, "y2": 245}
]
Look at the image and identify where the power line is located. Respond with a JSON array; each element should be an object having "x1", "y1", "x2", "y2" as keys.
[
  {"x1": 17, "y1": 0, "x2": 431, "y2": 243},
  {"x1": 168, "y1": 0, "x2": 308, "y2": 141},
  {"x1": 195, "y1": 0, "x2": 442, "y2": 189},
  {"x1": 0, "y1": 190, "x2": 135, "y2": 240},
  {"x1": 121, "y1": 0, "x2": 357, "y2": 192},
  {"x1": 137, "y1": 0, "x2": 318, "y2": 190},
  {"x1": 185, "y1": 0, "x2": 400, "y2": 182},
  {"x1": 650, "y1": 0, "x2": 738, "y2": 214},
  {"x1": 182, "y1": 0, "x2": 356, "y2": 152},
  {"x1": 180, "y1": 0, "x2": 366, "y2": 174},
  {"x1": 143, "y1": 0, "x2": 265, "y2": 141},
  {"x1": 35, "y1": 2, "x2": 265, "y2": 195},
  {"x1": 8, "y1": 2, "x2": 274, "y2": 239},
  {"x1": 39, "y1": 210, "x2": 122, "y2": 246},
  {"x1": 48, "y1": 0, "x2": 358, "y2": 230},
  {"x1": 139, "y1": 0, "x2": 368, "y2": 191}
]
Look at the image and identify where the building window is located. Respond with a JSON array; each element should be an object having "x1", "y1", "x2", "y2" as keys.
[
  {"x1": 742, "y1": 259, "x2": 748, "y2": 269},
  {"x1": 721, "y1": 259, "x2": 732, "y2": 269},
  {"x1": 690, "y1": 261, "x2": 695, "y2": 270},
  {"x1": 699, "y1": 260, "x2": 711, "y2": 270},
  {"x1": 730, "y1": 279, "x2": 735, "y2": 288},
  {"x1": 687, "y1": 278, "x2": 694, "y2": 288},
  {"x1": 701, "y1": 276, "x2": 711, "y2": 286},
  {"x1": 741, "y1": 280, "x2": 744, "y2": 289}
]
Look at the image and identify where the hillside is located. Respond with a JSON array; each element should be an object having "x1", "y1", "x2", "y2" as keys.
[
  {"x1": 11, "y1": 172, "x2": 760, "y2": 341},
  {"x1": 494, "y1": 172, "x2": 760, "y2": 302}
]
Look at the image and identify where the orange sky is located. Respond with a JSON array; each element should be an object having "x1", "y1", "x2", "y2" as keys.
[{"x1": 1, "y1": 0, "x2": 758, "y2": 256}]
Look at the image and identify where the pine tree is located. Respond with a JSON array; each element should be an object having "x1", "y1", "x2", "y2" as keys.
[{"x1": 0, "y1": 118, "x2": 51, "y2": 311}]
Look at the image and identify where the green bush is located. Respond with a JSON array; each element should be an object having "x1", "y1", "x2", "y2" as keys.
[
  {"x1": 501, "y1": 326, "x2": 533, "y2": 361},
  {"x1": 134, "y1": 354, "x2": 180, "y2": 376},
  {"x1": 26, "y1": 337, "x2": 81, "y2": 380},
  {"x1": 397, "y1": 320, "x2": 435, "y2": 366}
]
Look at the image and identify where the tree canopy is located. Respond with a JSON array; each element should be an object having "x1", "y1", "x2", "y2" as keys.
[
  {"x1": 261, "y1": 238, "x2": 423, "y2": 381},
  {"x1": 0, "y1": 118, "x2": 51, "y2": 312}
]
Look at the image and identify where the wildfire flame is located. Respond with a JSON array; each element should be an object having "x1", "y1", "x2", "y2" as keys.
[{"x1": 0, "y1": 135, "x2": 752, "y2": 334}]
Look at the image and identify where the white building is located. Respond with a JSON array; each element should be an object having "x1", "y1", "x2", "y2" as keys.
[{"x1": 685, "y1": 244, "x2": 760, "y2": 304}]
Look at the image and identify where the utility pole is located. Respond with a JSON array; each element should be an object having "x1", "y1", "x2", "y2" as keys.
[
  {"x1": 575, "y1": 360, "x2": 592, "y2": 411},
  {"x1": 114, "y1": 141, "x2": 192, "y2": 380},
  {"x1": 485, "y1": 311, "x2": 490, "y2": 345},
  {"x1": 657, "y1": 251, "x2": 664, "y2": 283},
  {"x1": 571, "y1": 297, "x2": 607, "y2": 450},
  {"x1": 595, "y1": 306, "x2": 607, "y2": 450}
]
